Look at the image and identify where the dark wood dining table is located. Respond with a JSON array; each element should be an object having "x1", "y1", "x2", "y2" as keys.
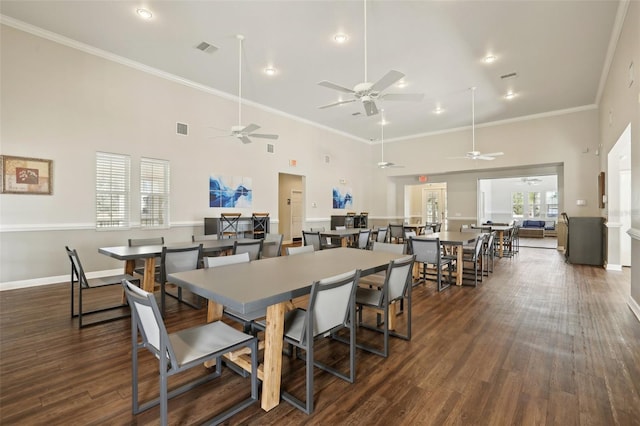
[
  {"x1": 99, "y1": 238, "x2": 266, "y2": 292},
  {"x1": 168, "y1": 247, "x2": 405, "y2": 411},
  {"x1": 412, "y1": 231, "x2": 480, "y2": 285}
]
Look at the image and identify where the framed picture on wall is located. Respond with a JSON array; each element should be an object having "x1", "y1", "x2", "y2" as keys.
[{"x1": 1, "y1": 155, "x2": 53, "y2": 195}]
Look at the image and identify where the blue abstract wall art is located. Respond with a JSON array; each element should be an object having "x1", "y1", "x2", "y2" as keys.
[
  {"x1": 209, "y1": 175, "x2": 252, "y2": 208},
  {"x1": 333, "y1": 187, "x2": 353, "y2": 209}
]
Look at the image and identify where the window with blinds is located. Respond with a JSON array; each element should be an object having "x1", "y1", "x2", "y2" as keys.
[
  {"x1": 96, "y1": 152, "x2": 130, "y2": 229},
  {"x1": 140, "y1": 157, "x2": 170, "y2": 228}
]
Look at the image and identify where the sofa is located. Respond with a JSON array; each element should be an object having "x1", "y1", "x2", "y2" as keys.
[{"x1": 519, "y1": 220, "x2": 555, "y2": 238}]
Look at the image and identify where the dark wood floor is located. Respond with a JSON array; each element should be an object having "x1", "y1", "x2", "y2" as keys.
[{"x1": 1, "y1": 247, "x2": 639, "y2": 425}]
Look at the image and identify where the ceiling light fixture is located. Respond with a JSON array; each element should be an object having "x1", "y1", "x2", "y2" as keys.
[
  {"x1": 396, "y1": 80, "x2": 407, "y2": 88},
  {"x1": 483, "y1": 54, "x2": 497, "y2": 64},
  {"x1": 264, "y1": 67, "x2": 277, "y2": 76},
  {"x1": 504, "y1": 90, "x2": 517, "y2": 100},
  {"x1": 433, "y1": 106, "x2": 444, "y2": 114},
  {"x1": 136, "y1": 8, "x2": 153, "y2": 20},
  {"x1": 334, "y1": 33, "x2": 348, "y2": 43}
]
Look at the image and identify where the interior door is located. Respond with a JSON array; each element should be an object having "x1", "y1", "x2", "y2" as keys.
[{"x1": 290, "y1": 189, "x2": 303, "y2": 241}]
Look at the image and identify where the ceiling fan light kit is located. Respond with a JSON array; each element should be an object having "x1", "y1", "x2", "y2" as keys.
[
  {"x1": 448, "y1": 87, "x2": 504, "y2": 161},
  {"x1": 317, "y1": 0, "x2": 424, "y2": 117},
  {"x1": 215, "y1": 34, "x2": 279, "y2": 144}
]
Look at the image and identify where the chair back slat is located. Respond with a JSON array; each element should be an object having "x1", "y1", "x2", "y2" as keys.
[
  {"x1": 385, "y1": 255, "x2": 415, "y2": 302},
  {"x1": 376, "y1": 227, "x2": 388, "y2": 243},
  {"x1": 302, "y1": 270, "x2": 360, "y2": 343},
  {"x1": 65, "y1": 246, "x2": 89, "y2": 288},
  {"x1": 409, "y1": 238, "x2": 441, "y2": 264},
  {"x1": 286, "y1": 245, "x2": 315, "y2": 256},
  {"x1": 262, "y1": 234, "x2": 284, "y2": 258},
  {"x1": 356, "y1": 229, "x2": 371, "y2": 249},
  {"x1": 372, "y1": 241, "x2": 404, "y2": 254},
  {"x1": 122, "y1": 280, "x2": 175, "y2": 366},
  {"x1": 302, "y1": 231, "x2": 322, "y2": 251},
  {"x1": 161, "y1": 245, "x2": 202, "y2": 278},
  {"x1": 233, "y1": 240, "x2": 263, "y2": 260},
  {"x1": 205, "y1": 252, "x2": 250, "y2": 268}
]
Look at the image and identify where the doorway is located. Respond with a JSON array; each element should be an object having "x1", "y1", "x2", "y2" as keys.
[
  {"x1": 278, "y1": 173, "x2": 304, "y2": 244},
  {"x1": 422, "y1": 185, "x2": 447, "y2": 225},
  {"x1": 607, "y1": 124, "x2": 631, "y2": 269}
]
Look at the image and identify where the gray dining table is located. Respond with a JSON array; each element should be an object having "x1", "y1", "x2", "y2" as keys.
[
  {"x1": 168, "y1": 247, "x2": 405, "y2": 412},
  {"x1": 99, "y1": 238, "x2": 264, "y2": 292},
  {"x1": 320, "y1": 228, "x2": 363, "y2": 247},
  {"x1": 413, "y1": 231, "x2": 480, "y2": 285}
]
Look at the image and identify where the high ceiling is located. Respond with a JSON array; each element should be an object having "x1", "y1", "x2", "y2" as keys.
[{"x1": 0, "y1": 1, "x2": 622, "y2": 142}]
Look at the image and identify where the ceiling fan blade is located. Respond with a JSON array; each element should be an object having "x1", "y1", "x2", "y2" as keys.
[
  {"x1": 318, "y1": 99, "x2": 357, "y2": 109},
  {"x1": 481, "y1": 152, "x2": 504, "y2": 157},
  {"x1": 363, "y1": 99, "x2": 379, "y2": 116},
  {"x1": 371, "y1": 70, "x2": 405, "y2": 92},
  {"x1": 241, "y1": 123, "x2": 260, "y2": 134},
  {"x1": 249, "y1": 133, "x2": 279, "y2": 140},
  {"x1": 380, "y1": 93, "x2": 425, "y2": 102},
  {"x1": 318, "y1": 80, "x2": 355, "y2": 94},
  {"x1": 239, "y1": 135, "x2": 252, "y2": 144},
  {"x1": 476, "y1": 156, "x2": 496, "y2": 160}
]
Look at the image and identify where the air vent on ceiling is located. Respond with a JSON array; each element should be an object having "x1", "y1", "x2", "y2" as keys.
[
  {"x1": 500, "y1": 72, "x2": 518, "y2": 80},
  {"x1": 323, "y1": 154, "x2": 331, "y2": 164},
  {"x1": 195, "y1": 41, "x2": 218, "y2": 54},
  {"x1": 267, "y1": 143, "x2": 274, "y2": 153},
  {"x1": 176, "y1": 122, "x2": 188, "y2": 135}
]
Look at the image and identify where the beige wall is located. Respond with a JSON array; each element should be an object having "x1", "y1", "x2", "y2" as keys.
[{"x1": 598, "y1": 1, "x2": 639, "y2": 310}]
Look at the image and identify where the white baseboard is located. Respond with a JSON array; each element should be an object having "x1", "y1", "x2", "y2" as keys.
[
  {"x1": 606, "y1": 263, "x2": 623, "y2": 271},
  {"x1": 629, "y1": 296, "x2": 640, "y2": 323},
  {"x1": 0, "y1": 269, "x2": 122, "y2": 291}
]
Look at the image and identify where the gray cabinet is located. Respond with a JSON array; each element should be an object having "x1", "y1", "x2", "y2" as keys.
[{"x1": 567, "y1": 217, "x2": 605, "y2": 266}]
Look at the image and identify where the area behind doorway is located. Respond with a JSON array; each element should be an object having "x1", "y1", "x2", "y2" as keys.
[{"x1": 278, "y1": 173, "x2": 304, "y2": 244}]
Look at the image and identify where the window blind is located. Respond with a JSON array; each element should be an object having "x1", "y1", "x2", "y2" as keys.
[
  {"x1": 96, "y1": 152, "x2": 130, "y2": 229},
  {"x1": 140, "y1": 157, "x2": 170, "y2": 228}
]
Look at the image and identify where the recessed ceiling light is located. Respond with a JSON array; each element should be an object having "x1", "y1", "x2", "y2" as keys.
[
  {"x1": 263, "y1": 67, "x2": 277, "y2": 76},
  {"x1": 433, "y1": 106, "x2": 444, "y2": 114},
  {"x1": 396, "y1": 80, "x2": 407, "y2": 88},
  {"x1": 136, "y1": 8, "x2": 153, "y2": 20},
  {"x1": 483, "y1": 54, "x2": 497, "y2": 64},
  {"x1": 504, "y1": 90, "x2": 517, "y2": 100},
  {"x1": 378, "y1": 119, "x2": 389, "y2": 126},
  {"x1": 334, "y1": 33, "x2": 348, "y2": 43}
]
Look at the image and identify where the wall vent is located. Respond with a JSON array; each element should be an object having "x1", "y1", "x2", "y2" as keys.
[
  {"x1": 176, "y1": 122, "x2": 188, "y2": 135},
  {"x1": 195, "y1": 41, "x2": 219, "y2": 54},
  {"x1": 323, "y1": 154, "x2": 331, "y2": 164},
  {"x1": 267, "y1": 143, "x2": 274, "y2": 153}
]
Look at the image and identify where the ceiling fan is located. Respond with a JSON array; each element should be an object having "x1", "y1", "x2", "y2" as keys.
[
  {"x1": 317, "y1": 0, "x2": 424, "y2": 117},
  {"x1": 450, "y1": 87, "x2": 504, "y2": 160},
  {"x1": 213, "y1": 35, "x2": 278, "y2": 144},
  {"x1": 376, "y1": 110, "x2": 403, "y2": 168}
]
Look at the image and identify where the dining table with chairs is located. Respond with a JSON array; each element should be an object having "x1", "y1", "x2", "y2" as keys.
[{"x1": 167, "y1": 247, "x2": 406, "y2": 412}]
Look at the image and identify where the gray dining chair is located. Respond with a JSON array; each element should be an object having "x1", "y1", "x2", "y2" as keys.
[
  {"x1": 286, "y1": 244, "x2": 315, "y2": 255},
  {"x1": 66, "y1": 246, "x2": 140, "y2": 328},
  {"x1": 233, "y1": 239, "x2": 263, "y2": 260},
  {"x1": 262, "y1": 233, "x2": 284, "y2": 258},
  {"x1": 376, "y1": 227, "x2": 388, "y2": 243},
  {"x1": 160, "y1": 244, "x2": 202, "y2": 316},
  {"x1": 352, "y1": 254, "x2": 415, "y2": 358},
  {"x1": 128, "y1": 236, "x2": 164, "y2": 279},
  {"x1": 461, "y1": 236, "x2": 485, "y2": 287},
  {"x1": 309, "y1": 227, "x2": 340, "y2": 248},
  {"x1": 205, "y1": 252, "x2": 264, "y2": 332},
  {"x1": 192, "y1": 234, "x2": 218, "y2": 242},
  {"x1": 388, "y1": 224, "x2": 406, "y2": 244},
  {"x1": 254, "y1": 269, "x2": 361, "y2": 414},
  {"x1": 409, "y1": 237, "x2": 454, "y2": 292},
  {"x1": 122, "y1": 279, "x2": 258, "y2": 426},
  {"x1": 352, "y1": 229, "x2": 371, "y2": 249}
]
